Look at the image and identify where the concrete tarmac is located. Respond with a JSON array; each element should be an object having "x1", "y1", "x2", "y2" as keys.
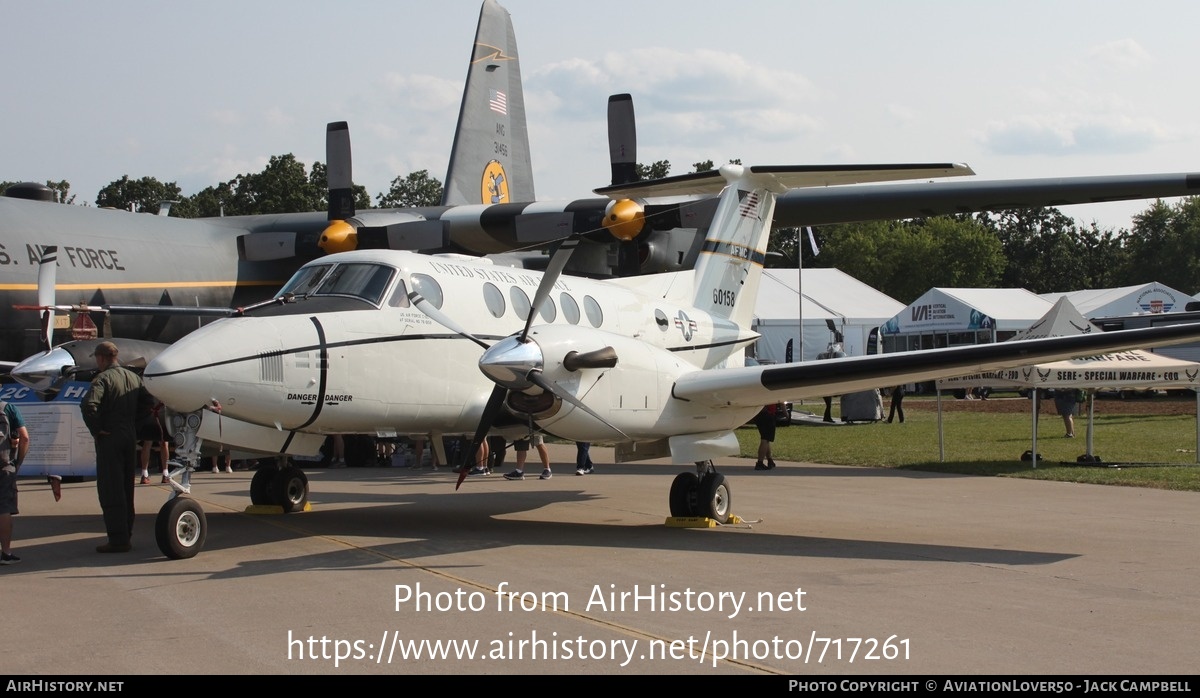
[{"x1": 4, "y1": 443, "x2": 1197, "y2": 675}]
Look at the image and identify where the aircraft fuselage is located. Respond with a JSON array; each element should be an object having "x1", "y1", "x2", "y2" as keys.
[
  {"x1": 144, "y1": 249, "x2": 761, "y2": 443},
  {"x1": 0, "y1": 197, "x2": 300, "y2": 359}
]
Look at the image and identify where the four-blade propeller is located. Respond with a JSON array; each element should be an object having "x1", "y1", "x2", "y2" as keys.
[{"x1": 404, "y1": 234, "x2": 625, "y2": 489}]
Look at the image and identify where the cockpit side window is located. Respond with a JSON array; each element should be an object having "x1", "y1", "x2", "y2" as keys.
[
  {"x1": 314, "y1": 263, "x2": 396, "y2": 305},
  {"x1": 279, "y1": 264, "x2": 332, "y2": 298}
]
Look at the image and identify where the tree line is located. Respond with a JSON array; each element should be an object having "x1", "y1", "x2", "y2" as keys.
[
  {"x1": 777, "y1": 199, "x2": 1200, "y2": 303},
  {"x1": 2, "y1": 153, "x2": 444, "y2": 219},
  {"x1": 7, "y1": 155, "x2": 1200, "y2": 302}
]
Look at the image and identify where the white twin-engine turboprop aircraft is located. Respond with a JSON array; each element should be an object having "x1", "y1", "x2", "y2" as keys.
[{"x1": 141, "y1": 163, "x2": 1200, "y2": 558}]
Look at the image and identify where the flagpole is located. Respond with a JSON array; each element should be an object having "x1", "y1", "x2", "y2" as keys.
[{"x1": 797, "y1": 227, "x2": 802, "y2": 363}]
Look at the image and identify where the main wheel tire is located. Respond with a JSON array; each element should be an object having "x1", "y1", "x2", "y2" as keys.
[
  {"x1": 250, "y1": 467, "x2": 277, "y2": 505},
  {"x1": 155, "y1": 497, "x2": 207, "y2": 559},
  {"x1": 270, "y1": 465, "x2": 309, "y2": 513},
  {"x1": 668, "y1": 472, "x2": 700, "y2": 517},
  {"x1": 698, "y1": 473, "x2": 732, "y2": 524}
]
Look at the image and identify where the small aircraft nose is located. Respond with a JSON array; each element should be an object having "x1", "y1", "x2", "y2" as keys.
[
  {"x1": 10, "y1": 347, "x2": 75, "y2": 394},
  {"x1": 143, "y1": 342, "x2": 217, "y2": 412}
]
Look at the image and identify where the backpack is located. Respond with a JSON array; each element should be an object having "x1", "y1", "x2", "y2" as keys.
[{"x1": 0, "y1": 401, "x2": 11, "y2": 463}]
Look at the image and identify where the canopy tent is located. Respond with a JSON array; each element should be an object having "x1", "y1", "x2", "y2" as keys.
[
  {"x1": 752, "y1": 268, "x2": 903, "y2": 363},
  {"x1": 935, "y1": 297, "x2": 1200, "y2": 466}
]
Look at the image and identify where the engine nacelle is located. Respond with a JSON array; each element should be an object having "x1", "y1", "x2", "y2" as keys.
[{"x1": 517, "y1": 324, "x2": 756, "y2": 442}]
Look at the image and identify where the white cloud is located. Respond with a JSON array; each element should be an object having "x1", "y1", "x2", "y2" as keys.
[
  {"x1": 209, "y1": 109, "x2": 240, "y2": 127},
  {"x1": 1085, "y1": 38, "x2": 1153, "y2": 70},
  {"x1": 263, "y1": 107, "x2": 293, "y2": 130},
  {"x1": 379, "y1": 73, "x2": 462, "y2": 112},
  {"x1": 980, "y1": 114, "x2": 1170, "y2": 156}
]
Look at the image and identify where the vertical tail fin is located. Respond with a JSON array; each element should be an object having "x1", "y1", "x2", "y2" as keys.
[
  {"x1": 442, "y1": 0, "x2": 534, "y2": 206},
  {"x1": 691, "y1": 166, "x2": 777, "y2": 329}
]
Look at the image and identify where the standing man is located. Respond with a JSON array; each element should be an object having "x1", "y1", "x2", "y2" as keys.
[
  {"x1": 887, "y1": 384, "x2": 906, "y2": 424},
  {"x1": 1, "y1": 399, "x2": 31, "y2": 564},
  {"x1": 81, "y1": 341, "x2": 147, "y2": 553}
]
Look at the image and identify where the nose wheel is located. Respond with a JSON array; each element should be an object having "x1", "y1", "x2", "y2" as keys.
[{"x1": 155, "y1": 496, "x2": 207, "y2": 559}]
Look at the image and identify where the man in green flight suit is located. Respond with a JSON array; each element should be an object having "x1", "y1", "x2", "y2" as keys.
[{"x1": 81, "y1": 341, "x2": 149, "y2": 553}]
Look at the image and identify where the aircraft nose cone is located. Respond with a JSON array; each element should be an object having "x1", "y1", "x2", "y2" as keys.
[
  {"x1": 11, "y1": 347, "x2": 75, "y2": 395},
  {"x1": 479, "y1": 336, "x2": 542, "y2": 390},
  {"x1": 144, "y1": 343, "x2": 216, "y2": 413}
]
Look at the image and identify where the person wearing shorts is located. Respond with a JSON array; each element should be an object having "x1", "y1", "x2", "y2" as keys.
[
  {"x1": 1, "y1": 400, "x2": 31, "y2": 564},
  {"x1": 504, "y1": 433, "x2": 552, "y2": 480},
  {"x1": 752, "y1": 405, "x2": 777, "y2": 471}
]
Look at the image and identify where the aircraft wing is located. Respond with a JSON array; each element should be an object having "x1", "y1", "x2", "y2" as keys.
[
  {"x1": 595, "y1": 163, "x2": 974, "y2": 199},
  {"x1": 771, "y1": 172, "x2": 1200, "y2": 227},
  {"x1": 672, "y1": 322, "x2": 1200, "y2": 408},
  {"x1": 216, "y1": 171, "x2": 1199, "y2": 258}
]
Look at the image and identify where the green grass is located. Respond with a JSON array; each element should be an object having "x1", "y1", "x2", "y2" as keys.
[{"x1": 737, "y1": 401, "x2": 1200, "y2": 491}]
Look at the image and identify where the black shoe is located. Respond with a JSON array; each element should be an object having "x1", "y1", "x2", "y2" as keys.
[
  {"x1": 96, "y1": 543, "x2": 131, "y2": 554},
  {"x1": 0, "y1": 552, "x2": 20, "y2": 565},
  {"x1": 767, "y1": 460, "x2": 777, "y2": 469},
  {"x1": 755, "y1": 461, "x2": 768, "y2": 470}
]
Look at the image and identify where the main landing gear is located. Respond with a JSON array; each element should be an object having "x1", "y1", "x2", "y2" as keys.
[
  {"x1": 668, "y1": 461, "x2": 732, "y2": 524},
  {"x1": 249, "y1": 458, "x2": 310, "y2": 513}
]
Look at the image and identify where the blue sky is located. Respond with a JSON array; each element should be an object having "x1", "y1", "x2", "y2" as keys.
[{"x1": 4, "y1": 0, "x2": 1197, "y2": 229}]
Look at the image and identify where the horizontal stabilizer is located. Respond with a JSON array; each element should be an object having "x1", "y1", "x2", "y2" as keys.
[
  {"x1": 14, "y1": 303, "x2": 235, "y2": 318},
  {"x1": 596, "y1": 163, "x2": 974, "y2": 199},
  {"x1": 102, "y1": 305, "x2": 238, "y2": 317}
]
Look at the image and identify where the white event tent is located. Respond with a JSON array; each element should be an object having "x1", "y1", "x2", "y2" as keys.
[
  {"x1": 880, "y1": 288, "x2": 1051, "y2": 353},
  {"x1": 751, "y1": 268, "x2": 903, "y2": 363},
  {"x1": 1040, "y1": 281, "x2": 1191, "y2": 317}
]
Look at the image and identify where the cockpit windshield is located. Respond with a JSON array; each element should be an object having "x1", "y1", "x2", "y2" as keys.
[
  {"x1": 277, "y1": 262, "x2": 396, "y2": 306},
  {"x1": 278, "y1": 265, "x2": 332, "y2": 298}
]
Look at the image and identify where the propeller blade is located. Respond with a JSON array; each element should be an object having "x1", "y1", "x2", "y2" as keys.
[
  {"x1": 606, "y1": 95, "x2": 645, "y2": 276},
  {"x1": 526, "y1": 370, "x2": 629, "y2": 440},
  {"x1": 405, "y1": 275, "x2": 490, "y2": 350},
  {"x1": 326, "y1": 121, "x2": 355, "y2": 221},
  {"x1": 519, "y1": 235, "x2": 581, "y2": 343},
  {"x1": 607, "y1": 94, "x2": 638, "y2": 186},
  {"x1": 36, "y1": 246, "x2": 57, "y2": 352},
  {"x1": 455, "y1": 385, "x2": 509, "y2": 490}
]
